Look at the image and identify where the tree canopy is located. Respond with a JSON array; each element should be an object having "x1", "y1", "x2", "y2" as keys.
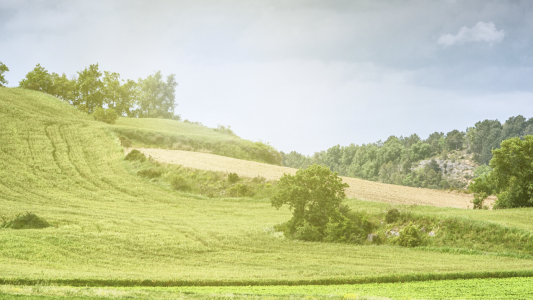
[
  {"x1": 17, "y1": 63, "x2": 180, "y2": 120},
  {"x1": 271, "y1": 164, "x2": 348, "y2": 234},
  {"x1": 490, "y1": 136, "x2": 533, "y2": 208},
  {"x1": 0, "y1": 61, "x2": 9, "y2": 87}
]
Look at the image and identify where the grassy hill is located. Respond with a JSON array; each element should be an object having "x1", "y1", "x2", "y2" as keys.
[
  {"x1": 111, "y1": 116, "x2": 282, "y2": 165},
  {"x1": 1, "y1": 88, "x2": 533, "y2": 298}
]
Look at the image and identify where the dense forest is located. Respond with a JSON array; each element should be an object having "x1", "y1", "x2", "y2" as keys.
[{"x1": 282, "y1": 116, "x2": 533, "y2": 190}]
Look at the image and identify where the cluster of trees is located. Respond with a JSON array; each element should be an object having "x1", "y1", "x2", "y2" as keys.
[
  {"x1": 282, "y1": 115, "x2": 533, "y2": 190},
  {"x1": 17, "y1": 63, "x2": 179, "y2": 120}
]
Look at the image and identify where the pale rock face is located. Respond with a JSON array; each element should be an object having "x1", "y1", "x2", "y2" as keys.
[
  {"x1": 414, "y1": 149, "x2": 478, "y2": 186},
  {"x1": 429, "y1": 231, "x2": 436, "y2": 237}
]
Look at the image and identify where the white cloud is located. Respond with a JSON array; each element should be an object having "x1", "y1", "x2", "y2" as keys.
[{"x1": 438, "y1": 21, "x2": 506, "y2": 46}]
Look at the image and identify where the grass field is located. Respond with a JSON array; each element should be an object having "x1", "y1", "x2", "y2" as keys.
[
  {"x1": 128, "y1": 147, "x2": 480, "y2": 209},
  {"x1": 1, "y1": 277, "x2": 533, "y2": 299},
  {"x1": 111, "y1": 117, "x2": 282, "y2": 165},
  {"x1": 1, "y1": 88, "x2": 533, "y2": 299}
]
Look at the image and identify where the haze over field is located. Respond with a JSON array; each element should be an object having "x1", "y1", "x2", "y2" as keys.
[{"x1": 2, "y1": 0, "x2": 533, "y2": 154}]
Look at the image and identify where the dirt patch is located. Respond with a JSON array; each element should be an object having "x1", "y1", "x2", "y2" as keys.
[{"x1": 127, "y1": 148, "x2": 487, "y2": 209}]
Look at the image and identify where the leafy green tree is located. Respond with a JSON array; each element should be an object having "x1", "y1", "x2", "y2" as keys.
[
  {"x1": 271, "y1": 164, "x2": 349, "y2": 234},
  {"x1": 76, "y1": 64, "x2": 104, "y2": 113},
  {"x1": 102, "y1": 71, "x2": 122, "y2": 110},
  {"x1": 469, "y1": 119, "x2": 503, "y2": 164},
  {"x1": 19, "y1": 64, "x2": 53, "y2": 93},
  {"x1": 445, "y1": 129, "x2": 465, "y2": 151},
  {"x1": 92, "y1": 107, "x2": 118, "y2": 124},
  {"x1": 50, "y1": 73, "x2": 77, "y2": 103},
  {"x1": 0, "y1": 61, "x2": 9, "y2": 86},
  {"x1": 408, "y1": 141, "x2": 432, "y2": 161},
  {"x1": 425, "y1": 132, "x2": 444, "y2": 154},
  {"x1": 490, "y1": 136, "x2": 533, "y2": 208},
  {"x1": 136, "y1": 71, "x2": 177, "y2": 118}
]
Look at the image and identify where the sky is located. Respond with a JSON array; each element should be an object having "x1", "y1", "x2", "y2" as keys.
[{"x1": 1, "y1": 0, "x2": 533, "y2": 154}]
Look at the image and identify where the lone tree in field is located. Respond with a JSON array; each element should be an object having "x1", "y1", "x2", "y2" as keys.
[
  {"x1": 490, "y1": 136, "x2": 533, "y2": 208},
  {"x1": 271, "y1": 164, "x2": 349, "y2": 236}
]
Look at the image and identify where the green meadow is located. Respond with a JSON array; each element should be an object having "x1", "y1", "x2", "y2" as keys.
[{"x1": 1, "y1": 88, "x2": 533, "y2": 299}]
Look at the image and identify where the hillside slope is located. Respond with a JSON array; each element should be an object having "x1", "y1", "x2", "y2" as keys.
[
  {"x1": 111, "y1": 117, "x2": 282, "y2": 165},
  {"x1": 131, "y1": 148, "x2": 479, "y2": 208},
  {"x1": 0, "y1": 88, "x2": 531, "y2": 285}
]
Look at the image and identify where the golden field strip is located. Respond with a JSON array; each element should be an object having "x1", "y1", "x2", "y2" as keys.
[{"x1": 130, "y1": 148, "x2": 484, "y2": 209}]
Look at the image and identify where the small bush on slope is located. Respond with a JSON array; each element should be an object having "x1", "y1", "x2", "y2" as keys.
[
  {"x1": 124, "y1": 149, "x2": 146, "y2": 162},
  {"x1": 2, "y1": 212, "x2": 50, "y2": 229}
]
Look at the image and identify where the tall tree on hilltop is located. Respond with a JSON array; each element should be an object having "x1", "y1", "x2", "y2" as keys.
[
  {"x1": 445, "y1": 129, "x2": 465, "y2": 151},
  {"x1": 50, "y1": 72, "x2": 77, "y2": 103},
  {"x1": 0, "y1": 61, "x2": 9, "y2": 86},
  {"x1": 136, "y1": 71, "x2": 177, "y2": 119},
  {"x1": 76, "y1": 64, "x2": 104, "y2": 113},
  {"x1": 19, "y1": 64, "x2": 53, "y2": 93}
]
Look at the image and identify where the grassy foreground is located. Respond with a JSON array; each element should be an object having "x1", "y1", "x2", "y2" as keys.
[
  {"x1": 1, "y1": 277, "x2": 533, "y2": 299},
  {"x1": 1, "y1": 88, "x2": 533, "y2": 299}
]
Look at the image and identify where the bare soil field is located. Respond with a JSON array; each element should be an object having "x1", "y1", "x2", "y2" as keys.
[{"x1": 129, "y1": 148, "x2": 486, "y2": 209}]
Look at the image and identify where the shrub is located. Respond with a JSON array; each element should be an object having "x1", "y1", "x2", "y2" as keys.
[
  {"x1": 227, "y1": 172, "x2": 240, "y2": 183},
  {"x1": 271, "y1": 164, "x2": 349, "y2": 235},
  {"x1": 294, "y1": 221, "x2": 323, "y2": 241},
  {"x1": 385, "y1": 208, "x2": 400, "y2": 223},
  {"x1": 398, "y1": 223, "x2": 422, "y2": 247},
  {"x1": 137, "y1": 168, "x2": 162, "y2": 179},
  {"x1": 228, "y1": 183, "x2": 254, "y2": 197},
  {"x1": 119, "y1": 136, "x2": 132, "y2": 147},
  {"x1": 2, "y1": 212, "x2": 50, "y2": 229},
  {"x1": 324, "y1": 211, "x2": 366, "y2": 243},
  {"x1": 124, "y1": 149, "x2": 146, "y2": 162},
  {"x1": 92, "y1": 107, "x2": 118, "y2": 124},
  {"x1": 169, "y1": 174, "x2": 191, "y2": 191},
  {"x1": 472, "y1": 192, "x2": 488, "y2": 209}
]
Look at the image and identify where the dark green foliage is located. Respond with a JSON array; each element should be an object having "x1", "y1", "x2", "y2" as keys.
[
  {"x1": 271, "y1": 164, "x2": 349, "y2": 234},
  {"x1": 118, "y1": 136, "x2": 132, "y2": 147},
  {"x1": 1, "y1": 212, "x2": 50, "y2": 229},
  {"x1": 125, "y1": 154, "x2": 276, "y2": 198},
  {"x1": 472, "y1": 192, "x2": 488, "y2": 209},
  {"x1": 92, "y1": 107, "x2": 118, "y2": 124},
  {"x1": 281, "y1": 115, "x2": 533, "y2": 192},
  {"x1": 228, "y1": 183, "x2": 254, "y2": 197},
  {"x1": 398, "y1": 223, "x2": 422, "y2": 247},
  {"x1": 124, "y1": 149, "x2": 146, "y2": 162},
  {"x1": 137, "y1": 168, "x2": 162, "y2": 179},
  {"x1": 445, "y1": 129, "x2": 465, "y2": 151},
  {"x1": 385, "y1": 208, "x2": 400, "y2": 223},
  {"x1": 270, "y1": 165, "x2": 375, "y2": 243},
  {"x1": 324, "y1": 211, "x2": 370, "y2": 243},
  {"x1": 490, "y1": 136, "x2": 533, "y2": 208},
  {"x1": 294, "y1": 221, "x2": 323, "y2": 241},
  {"x1": 169, "y1": 174, "x2": 191, "y2": 191},
  {"x1": 227, "y1": 172, "x2": 240, "y2": 183}
]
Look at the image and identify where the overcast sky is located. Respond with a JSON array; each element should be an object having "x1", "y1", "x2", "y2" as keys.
[{"x1": 2, "y1": 0, "x2": 533, "y2": 154}]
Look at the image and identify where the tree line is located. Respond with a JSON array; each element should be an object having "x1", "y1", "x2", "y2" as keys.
[
  {"x1": 282, "y1": 115, "x2": 533, "y2": 190},
  {"x1": 15, "y1": 63, "x2": 180, "y2": 120}
]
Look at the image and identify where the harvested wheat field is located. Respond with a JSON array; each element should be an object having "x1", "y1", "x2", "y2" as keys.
[{"x1": 128, "y1": 148, "x2": 486, "y2": 209}]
